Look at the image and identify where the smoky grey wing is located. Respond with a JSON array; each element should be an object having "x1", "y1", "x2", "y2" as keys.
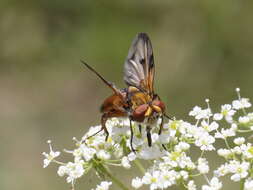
[{"x1": 124, "y1": 33, "x2": 155, "y2": 93}]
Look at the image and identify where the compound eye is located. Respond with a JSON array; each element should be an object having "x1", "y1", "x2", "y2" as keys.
[
  {"x1": 132, "y1": 104, "x2": 149, "y2": 122},
  {"x1": 134, "y1": 104, "x2": 149, "y2": 115},
  {"x1": 152, "y1": 100, "x2": 165, "y2": 112}
]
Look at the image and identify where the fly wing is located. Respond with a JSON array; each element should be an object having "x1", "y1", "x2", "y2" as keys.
[{"x1": 124, "y1": 33, "x2": 155, "y2": 95}]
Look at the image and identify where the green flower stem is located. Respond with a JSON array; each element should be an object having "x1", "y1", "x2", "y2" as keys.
[
  {"x1": 237, "y1": 129, "x2": 252, "y2": 133},
  {"x1": 52, "y1": 160, "x2": 65, "y2": 165},
  {"x1": 240, "y1": 179, "x2": 245, "y2": 190},
  {"x1": 107, "y1": 159, "x2": 121, "y2": 163},
  {"x1": 190, "y1": 173, "x2": 202, "y2": 177},
  {"x1": 105, "y1": 162, "x2": 122, "y2": 166},
  {"x1": 242, "y1": 108, "x2": 247, "y2": 115},
  {"x1": 224, "y1": 138, "x2": 231, "y2": 149},
  {"x1": 179, "y1": 181, "x2": 188, "y2": 190},
  {"x1": 200, "y1": 150, "x2": 205, "y2": 158},
  {"x1": 133, "y1": 159, "x2": 146, "y2": 175},
  {"x1": 99, "y1": 164, "x2": 129, "y2": 190}
]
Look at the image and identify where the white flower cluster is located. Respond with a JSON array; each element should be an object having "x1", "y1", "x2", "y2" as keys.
[{"x1": 42, "y1": 88, "x2": 253, "y2": 190}]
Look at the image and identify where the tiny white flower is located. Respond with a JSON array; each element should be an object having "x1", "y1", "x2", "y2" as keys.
[
  {"x1": 214, "y1": 164, "x2": 229, "y2": 177},
  {"x1": 42, "y1": 140, "x2": 60, "y2": 168},
  {"x1": 132, "y1": 177, "x2": 143, "y2": 189},
  {"x1": 189, "y1": 106, "x2": 202, "y2": 118},
  {"x1": 231, "y1": 123, "x2": 238, "y2": 130},
  {"x1": 213, "y1": 113, "x2": 223, "y2": 121},
  {"x1": 189, "y1": 106, "x2": 212, "y2": 120},
  {"x1": 97, "y1": 150, "x2": 111, "y2": 160},
  {"x1": 201, "y1": 120, "x2": 219, "y2": 132},
  {"x1": 240, "y1": 143, "x2": 253, "y2": 159},
  {"x1": 179, "y1": 170, "x2": 189, "y2": 180},
  {"x1": 142, "y1": 170, "x2": 162, "y2": 190},
  {"x1": 94, "y1": 181, "x2": 112, "y2": 190},
  {"x1": 230, "y1": 161, "x2": 250, "y2": 182},
  {"x1": 244, "y1": 178, "x2": 253, "y2": 190},
  {"x1": 195, "y1": 134, "x2": 215, "y2": 151},
  {"x1": 202, "y1": 177, "x2": 222, "y2": 190},
  {"x1": 121, "y1": 156, "x2": 131, "y2": 169},
  {"x1": 175, "y1": 142, "x2": 190, "y2": 152},
  {"x1": 167, "y1": 120, "x2": 180, "y2": 131},
  {"x1": 80, "y1": 144, "x2": 96, "y2": 161},
  {"x1": 184, "y1": 124, "x2": 198, "y2": 138},
  {"x1": 65, "y1": 160, "x2": 85, "y2": 184},
  {"x1": 239, "y1": 116, "x2": 250, "y2": 124},
  {"x1": 248, "y1": 113, "x2": 253, "y2": 120},
  {"x1": 152, "y1": 133, "x2": 159, "y2": 143},
  {"x1": 232, "y1": 98, "x2": 251, "y2": 110},
  {"x1": 127, "y1": 152, "x2": 137, "y2": 161},
  {"x1": 57, "y1": 165, "x2": 68, "y2": 177},
  {"x1": 159, "y1": 170, "x2": 177, "y2": 188},
  {"x1": 187, "y1": 180, "x2": 196, "y2": 190},
  {"x1": 215, "y1": 127, "x2": 236, "y2": 139},
  {"x1": 232, "y1": 146, "x2": 242, "y2": 155},
  {"x1": 179, "y1": 121, "x2": 192, "y2": 134},
  {"x1": 213, "y1": 104, "x2": 235, "y2": 122},
  {"x1": 197, "y1": 158, "x2": 209, "y2": 174},
  {"x1": 234, "y1": 137, "x2": 245, "y2": 145},
  {"x1": 138, "y1": 145, "x2": 163, "y2": 160},
  {"x1": 217, "y1": 148, "x2": 232, "y2": 159}
]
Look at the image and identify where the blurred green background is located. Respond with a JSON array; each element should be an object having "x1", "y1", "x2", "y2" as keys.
[{"x1": 1, "y1": 0, "x2": 253, "y2": 189}]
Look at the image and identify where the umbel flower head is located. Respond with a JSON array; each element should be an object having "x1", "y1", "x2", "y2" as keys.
[{"x1": 43, "y1": 88, "x2": 253, "y2": 190}]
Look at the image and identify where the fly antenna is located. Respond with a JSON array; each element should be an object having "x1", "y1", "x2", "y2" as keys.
[
  {"x1": 80, "y1": 60, "x2": 118, "y2": 94},
  {"x1": 164, "y1": 113, "x2": 174, "y2": 120}
]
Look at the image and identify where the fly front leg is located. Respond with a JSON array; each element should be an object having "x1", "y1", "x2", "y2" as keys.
[
  {"x1": 138, "y1": 124, "x2": 142, "y2": 134},
  {"x1": 146, "y1": 126, "x2": 152, "y2": 147},
  {"x1": 129, "y1": 119, "x2": 136, "y2": 153},
  {"x1": 164, "y1": 113, "x2": 173, "y2": 120},
  {"x1": 158, "y1": 115, "x2": 164, "y2": 135},
  {"x1": 158, "y1": 115, "x2": 168, "y2": 151}
]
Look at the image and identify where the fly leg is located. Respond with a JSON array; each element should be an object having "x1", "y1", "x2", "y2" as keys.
[
  {"x1": 85, "y1": 110, "x2": 127, "y2": 143},
  {"x1": 101, "y1": 113, "x2": 110, "y2": 141},
  {"x1": 138, "y1": 124, "x2": 142, "y2": 134},
  {"x1": 158, "y1": 115, "x2": 164, "y2": 135},
  {"x1": 84, "y1": 113, "x2": 110, "y2": 143},
  {"x1": 129, "y1": 119, "x2": 136, "y2": 153},
  {"x1": 84, "y1": 128, "x2": 104, "y2": 142},
  {"x1": 158, "y1": 115, "x2": 168, "y2": 151},
  {"x1": 164, "y1": 113, "x2": 173, "y2": 120},
  {"x1": 146, "y1": 126, "x2": 152, "y2": 147},
  {"x1": 101, "y1": 110, "x2": 128, "y2": 141}
]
